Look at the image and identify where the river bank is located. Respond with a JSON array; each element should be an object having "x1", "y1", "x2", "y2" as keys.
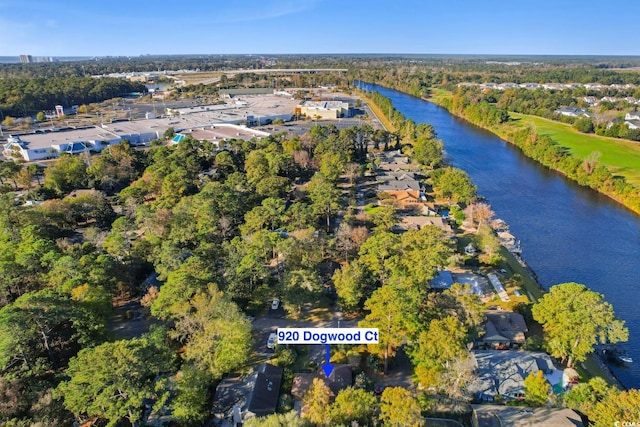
[
  {"x1": 423, "y1": 93, "x2": 640, "y2": 216},
  {"x1": 360, "y1": 83, "x2": 625, "y2": 388},
  {"x1": 500, "y1": 244, "x2": 625, "y2": 389}
]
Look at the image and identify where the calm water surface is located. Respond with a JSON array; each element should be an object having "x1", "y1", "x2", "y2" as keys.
[{"x1": 360, "y1": 82, "x2": 640, "y2": 389}]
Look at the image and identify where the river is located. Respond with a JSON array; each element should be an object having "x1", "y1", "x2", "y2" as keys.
[{"x1": 358, "y1": 82, "x2": 640, "y2": 389}]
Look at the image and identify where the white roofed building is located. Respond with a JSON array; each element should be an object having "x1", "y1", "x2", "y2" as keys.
[{"x1": 297, "y1": 100, "x2": 350, "y2": 119}]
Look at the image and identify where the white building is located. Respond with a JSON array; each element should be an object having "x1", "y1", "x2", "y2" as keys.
[
  {"x1": 4, "y1": 128, "x2": 123, "y2": 161},
  {"x1": 3, "y1": 95, "x2": 299, "y2": 162},
  {"x1": 554, "y1": 107, "x2": 591, "y2": 118},
  {"x1": 297, "y1": 100, "x2": 350, "y2": 119},
  {"x1": 625, "y1": 119, "x2": 640, "y2": 130}
]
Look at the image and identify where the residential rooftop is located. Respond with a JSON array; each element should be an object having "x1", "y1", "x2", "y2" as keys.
[
  {"x1": 471, "y1": 405, "x2": 583, "y2": 427},
  {"x1": 469, "y1": 350, "x2": 562, "y2": 402}
]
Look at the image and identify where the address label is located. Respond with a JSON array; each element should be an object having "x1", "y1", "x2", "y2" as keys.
[{"x1": 276, "y1": 328, "x2": 379, "y2": 344}]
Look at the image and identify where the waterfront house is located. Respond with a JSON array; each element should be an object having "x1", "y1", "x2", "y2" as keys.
[
  {"x1": 379, "y1": 190, "x2": 424, "y2": 209},
  {"x1": 468, "y1": 351, "x2": 562, "y2": 402},
  {"x1": 476, "y1": 311, "x2": 528, "y2": 349},
  {"x1": 397, "y1": 215, "x2": 454, "y2": 235}
]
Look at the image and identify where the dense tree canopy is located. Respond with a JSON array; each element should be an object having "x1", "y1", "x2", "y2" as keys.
[
  {"x1": 169, "y1": 284, "x2": 252, "y2": 378},
  {"x1": 0, "y1": 76, "x2": 146, "y2": 117},
  {"x1": 432, "y1": 167, "x2": 477, "y2": 204},
  {"x1": 56, "y1": 330, "x2": 176, "y2": 427},
  {"x1": 379, "y1": 387, "x2": 423, "y2": 427},
  {"x1": 360, "y1": 285, "x2": 418, "y2": 373}
]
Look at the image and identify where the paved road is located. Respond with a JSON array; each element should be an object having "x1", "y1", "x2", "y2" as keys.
[
  {"x1": 252, "y1": 308, "x2": 359, "y2": 362},
  {"x1": 252, "y1": 312, "x2": 359, "y2": 332}
]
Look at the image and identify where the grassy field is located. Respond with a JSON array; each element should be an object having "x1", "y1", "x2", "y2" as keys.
[
  {"x1": 173, "y1": 71, "x2": 223, "y2": 85},
  {"x1": 509, "y1": 112, "x2": 640, "y2": 186},
  {"x1": 429, "y1": 88, "x2": 453, "y2": 104}
]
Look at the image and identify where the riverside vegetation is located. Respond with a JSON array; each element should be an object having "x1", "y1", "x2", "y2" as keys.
[{"x1": 354, "y1": 65, "x2": 640, "y2": 214}]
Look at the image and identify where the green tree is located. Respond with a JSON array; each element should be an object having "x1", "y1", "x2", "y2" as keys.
[
  {"x1": 394, "y1": 226, "x2": 456, "y2": 288},
  {"x1": 56, "y1": 331, "x2": 176, "y2": 427},
  {"x1": 36, "y1": 111, "x2": 46, "y2": 122},
  {"x1": 532, "y1": 282, "x2": 628, "y2": 367},
  {"x1": 245, "y1": 150, "x2": 271, "y2": 185},
  {"x1": 590, "y1": 389, "x2": 640, "y2": 426},
  {"x1": 1, "y1": 116, "x2": 15, "y2": 128},
  {"x1": 87, "y1": 141, "x2": 142, "y2": 191},
  {"x1": 27, "y1": 163, "x2": 43, "y2": 185},
  {"x1": 66, "y1": 190, "x2": 116, "y2": 229},
  {"x1": 411, "y1": 316, "x2": 469, "y2": 394},
  {"x1": 357, "y1": 231, "x2": 400, "y2": 284},
  {"x1": 302, "y1": 378, "x2": 332, "y2": 425},
  {"x1": 476, "y1": 225, "x2": 503, "y2": 265},
  {"x1": 360, "y1": 285, "x2": 418, "y2": 373},
  {"x1": 281, "y1": 268, "x2": 322, "y2": 318},
  {"x1": 379, "y1": 387, "x2": 423, "y2": 427},
  {"x1": 170, "y1": 365, "x2": 211, "y2": 425},
  {"x1": 443, "y1": 283, "x2": 486, "y2": 335},
  {"x1": 150, "y1": 256, "x2": 218, "y2": 320},
  {"x1": 163, "y1": 127, "x2": 175, "y2": 139},
  {"x1": 44, "y1": 154, "x2": 88, "y2": 194},
  {"x1": 0, "y1": 289, "x2": 93, "y2": 371},
  {"x1": 307, "y1": 172, "x2": 341, "y2": 231},
  {"x1": 244, "y1": 411, "x2": 310, "y2": 427},
  {"x1": 413, "y1": 136, "x2": 443, "y2": 168},
  {"x1": 562, "y1": 376, "x2": 612, "y2": 418},
  {"x1": 256, "y1": 175, "x2": 290, "y2": 198},
  {"x1": 524, "y1": 370, "x2": 550, "y2": 406},
  {"x1": 223, "y1": 233, "x2": 274, "y2": 300},
  {"x1": 573, "y1": 117, "x2": 594, "y2": 133},
  {"x1": 369, "y1": 204, "x2": 399, "y2": 232},
  {"x1": 170, "y1": 284, "x2": 252, "y2": 379},
  {"x1": 15, "y1": 167, "x2": 35, "y2": 190},
  {"x1": 332, "y1": 261, "x2": 374, "y2": 312},
  {"x1": 0, "y1": 160, "x2": 21, "y2": 189},
  {"x1": 318, "y1": 151, "x2": 346, "y2": 182},
  {"x1": 432, "y1": 167, "x2": 476, "y2": 204},
  {"x1": 329, "y1": 387, "x2": 378, "y2": 426},
  {"x1": 285, "y1": 202, "x2": 316, "y2": 231},
  {"x1": 214, "y1": 150, "x2": 237, "y2": 176}
]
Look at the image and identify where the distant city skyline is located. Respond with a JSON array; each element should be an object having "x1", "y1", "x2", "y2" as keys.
[{"x1": 1, "y1": 0, "x2": 639, "y2": 57}]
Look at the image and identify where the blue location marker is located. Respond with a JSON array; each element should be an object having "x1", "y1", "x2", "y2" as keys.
[{"x1": 322, "y1": 344, "x2": 334, "y2": 378}]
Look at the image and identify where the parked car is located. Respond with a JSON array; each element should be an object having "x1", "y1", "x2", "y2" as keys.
[
  {"x1": 271, "y1": 298, "x2": 280, "y2": 310},
  {"x1": 267, "y1": 332, "x2": 277, "y2": 349}
]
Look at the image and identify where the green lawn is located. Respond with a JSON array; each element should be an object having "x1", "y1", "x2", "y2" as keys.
[
  {"x1": 429, "y1": 88, "x2": 453, "y2": 104},
  {"x1": 510, "y1": 112, "x2": 640, "y2": 186},
  {"x1": 363, "y1": 203, "x2": 381, "y2": 215}
]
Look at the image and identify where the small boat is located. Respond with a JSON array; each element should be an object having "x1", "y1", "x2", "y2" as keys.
[{"x1": 602, "y1": 346, "x2": 633, "y2": 365}]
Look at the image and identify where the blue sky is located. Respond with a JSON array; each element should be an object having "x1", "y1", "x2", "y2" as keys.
[{"x1": 1, "y1": 0, "x2": 638, "y2": 56}]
